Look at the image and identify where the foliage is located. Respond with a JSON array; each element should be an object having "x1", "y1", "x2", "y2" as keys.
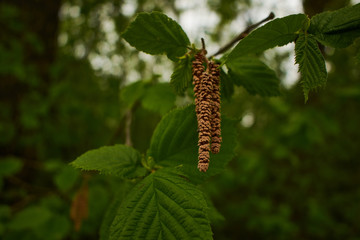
[
  {"x1": 225, "y1": 14, "x2": 308, "y2": 62},
  {"x1": 122, "y1": 12, "x2": 190, "y2": 61},
  {"x1": 295, "y1": 33, "x2": 327, "y2": 102},
  {"x1": 308, "y1": 3, "x2": 360, "y2": 48},
  {"x1": 1, "y1": 0, "x2": 360, "y2": 240},
  {"x1": 109, "y1": 168, "x2": 212, "y2": 240},
  {"x1": 226, "y1": 56, "x2": 280, "y2": 97}
]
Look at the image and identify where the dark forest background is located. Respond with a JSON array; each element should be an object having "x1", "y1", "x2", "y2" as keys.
[{"x1": 1, "y1": 0, "x2": 360, "y2": 239}]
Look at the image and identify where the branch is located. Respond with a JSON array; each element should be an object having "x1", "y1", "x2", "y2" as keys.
[{"x1": 211, "y1": 12, "x2": 275, "y2": 57}]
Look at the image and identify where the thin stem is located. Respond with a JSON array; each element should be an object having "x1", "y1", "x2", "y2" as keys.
[
  {"x1": 211, "y1": 12, "x2": 275, "y2": 57},
  {"x1": 201, "y1": 38, "x2": 206, "y2": 50},
  {"x1": 125, "y1": 110, "x2": 133, "y2": 147}
]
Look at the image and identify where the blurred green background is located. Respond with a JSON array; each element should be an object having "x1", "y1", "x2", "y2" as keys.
[{"x1": 1, "y1": 0, "x2": 360, "y2": 239}]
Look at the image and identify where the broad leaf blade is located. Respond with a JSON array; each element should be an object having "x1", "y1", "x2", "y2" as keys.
[
  {"x1": 220, "y1": 68, "x2": 235, "y2": 100},
  {"x1": 226, "y1": 14, "x2": 307, "y2": 63},
  {"x1": 170, "y1": 56, "x2": 193, "y2": 94},
  {"x1": 148, "y1": 105, "x2": 237, "y2": 183},
  {"x1": 122, "y1": 12, "x2": 190, "y2": 61},
  {"x1": 71, "y1": 145, "x2": 146, "y2": 178},
  {"x1": 142, "y1": 83, "x2": 176, "y2": 115},
  {"x1": 295, "y1": 33, "x2": 327, "y2": 102},
  {"x1": 109, "y1": 168, "x2": 212, "y2": 240},
  {"x1": 226, "y1": 57, "x2": 280, "y2": 97},
  {"x1": 309, "y1": 3, "x2": 360, "y2": 48}
]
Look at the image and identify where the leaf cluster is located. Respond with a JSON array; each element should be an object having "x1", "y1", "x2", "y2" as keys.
[
  {"x1": 122, "y1": 5, "x2": 359, "y2": 101},
  {"x1": 71, "y1": 105, "x2": 238, "y2": 239}
]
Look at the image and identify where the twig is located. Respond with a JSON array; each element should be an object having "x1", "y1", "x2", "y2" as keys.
[
  {"x1": 211, "y1": 12, "x2": 275, "y2": 57},
  {"x1": 201, "y1": 38, "x2": 210, "y2": 71},
  {"x1": 125, "y1": 110, "x2": 133, "y2": 147}
]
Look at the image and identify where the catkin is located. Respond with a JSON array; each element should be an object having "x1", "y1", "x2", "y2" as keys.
[
  {"x1": 197, "y1": 71, "x2": 212, "y2": 172},
  {"x1": 192, "y1": 53, "x2": 205, "y2": 123},
  {"x1": 192, "y1": 52, "x2": 222, "y2": 172},
  {"x1": 209, "y1": 61, "x2": 222, "y2": 154}
]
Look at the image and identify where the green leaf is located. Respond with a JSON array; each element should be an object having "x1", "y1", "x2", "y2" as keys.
[
  {"x1": 226, "y1": 57, "x2": 280, "y2": 97},
  {"x1": 220, "y1": 68, "x2": 235, "y2": 100},
  {"x1": 9, "y1": 206, "x2": 52, "y2": 230},
  {"x1": 170, "y1": 56, "x2": 193, "y2": 94},
  {"x1": 226, "y1": 14, "x2": 308, "y2": 63},
  {"x1": 100, "y1": 182, "x2": 135, "y2": 240},
  {"x1": 54, "y1": 165, "x2": 80, "y2": 192},
  {"x1": 109, "y1": 168, "x2": 212, "y2": 240},
  {"x1": 71, "y1": 144, "x2": 147, "y2": 178},
  {"x1": 0, "y1": 157, "x2": 23, "y2": 177},
  {"x1": 120, "y1": 81, "x2": 146, "y2": 108},
  {"x1": 34, "y1": 215, "x2": 71, "y2": 240},
  {"x1": 308, "y1": 3, "x2": 360, "y2": 48},
  {"x1": 148, "y1": 105, "x2": 237, "y2": 183},
  {"x1": 295, "y1": 33, "x2": 327, "y2": 102},
  {"x1": 122, "y1": 12, "x2": 190, "y2": 61},
  {"x1": 142, "y1": 83, "x2": 176, "y2": 115}
]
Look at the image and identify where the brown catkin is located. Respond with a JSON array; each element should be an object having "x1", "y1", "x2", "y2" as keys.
[
  {"x1": 209, "y1": 61, "x2": 222, "y2": 154},
  {"x1": 192, "y1": 52, "x2": 222, "y2": 172},
  {"x1": 192, "y1": 53, "x2": 205, "y2": 123},
  {"x1": 197, "y1": 71, "x2": 212, "y2": 172}
]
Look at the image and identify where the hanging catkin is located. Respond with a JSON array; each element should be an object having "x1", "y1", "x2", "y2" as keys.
[
  {"x1": 192, "y1": 51, "x2": 222, "y2": 172},
  {"x1": 197, "y1": 71, "x2": 212, "y2": 172},
  {"x1": 192, "y1": 53, "x2": 204, "y2": 123},
  {"x1": 209, "y1": 61, "x2": 222, "y2": 154}
]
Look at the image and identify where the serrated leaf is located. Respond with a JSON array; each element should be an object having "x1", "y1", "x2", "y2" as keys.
[
  {"x1": 295, "y1": 33, "x2": 327, "y2": 102},
  {"x1": 122, "y1": 12, "x2": 190, "y2": 61},
  {"x1": 226, "y1": 57, "x2": 280, "y2": 97},
  {"x1": 148, "y1": 105, "x2": 237, "y2": 183},
  {"x1": 142, "y1": 83, "x2": 176, "y2": 115},
  {"x1": 100, "y1": 182, "x2": 134, "y2": 240},
  {"x1": 109, "y1": 168, "x2": 212, "y2": 240},
  {"x1": 71, "y1": 145, "x2": 146, "y2": 178},
  {"x1": 308, "y1": 3, "x2": 360, "y2": 48},
  {"x1": 170, "y1": 56, "x2": 193, "y2": 94},
  {"x1": 220, "y1": 68, "x2": 235, "y2": 100},
  {"x1": 226, "y1": 14, "x2": 308, "y2": 63}
]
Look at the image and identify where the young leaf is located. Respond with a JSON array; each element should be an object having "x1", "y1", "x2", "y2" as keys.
[
  {"x1": 170, "y1": 56, "x2": 193, "y2": 94},
  {"x1": 109, "y1": 168, "x2": 212, "y2": 240},
  {"x1": 295, "y1": 33, "x2": 327, "y2": 102},
  {"x1": 141, "y1": 83, "x2": 176, "y2": 115},
  {"x1": 147, "y1": 105, "x2": 237, "y2": 184},
  {"x1": 226, "y1": 57, "x2": 280, "y2": 97},
  {"x1": 122, "y1": 12, "x2": 190, "y2": 61},
  {"x1": 226, "y1": 14, "x2": 308, "y2": 63},
  {"x1": 308, "y1": 3, "x2": 360, "y2": 48},
  {"x1": 71, "y1": 145, "x2": 147, "y2": 178}
]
